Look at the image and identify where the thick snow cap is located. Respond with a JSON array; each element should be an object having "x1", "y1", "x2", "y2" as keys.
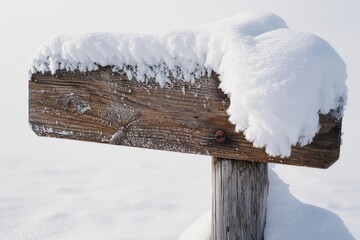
[{"x1": 30, "y1": 12, "x2": 347, "y2": 157}]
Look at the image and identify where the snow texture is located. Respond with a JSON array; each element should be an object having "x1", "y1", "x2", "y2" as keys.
[
  {"x1": 178, "y1": 167, "x2": 355, "y2": 240},
  {"x1": 178, "y1": 211, "x2": 211, "y2": 240},
  {"x1": 30, "y1": 12, "x2": 347, "y2": 157}
]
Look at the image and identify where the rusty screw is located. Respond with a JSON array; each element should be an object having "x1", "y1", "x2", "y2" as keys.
[{"x1": 215, "y1": 130, "x2": 226, "y2": 143}]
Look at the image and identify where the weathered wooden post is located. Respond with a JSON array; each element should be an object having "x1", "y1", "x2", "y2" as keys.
[
  {"x1": 29, "y1": 68, "x2": 342, "y2": 239},
  {"x1": 212, "y1": 158, "x2": 268, "y2": 240}
]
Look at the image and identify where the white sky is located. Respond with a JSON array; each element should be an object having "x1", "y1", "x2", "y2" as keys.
[{"x1": 0, "y1": 0, "x2": 359, "y2": 238}]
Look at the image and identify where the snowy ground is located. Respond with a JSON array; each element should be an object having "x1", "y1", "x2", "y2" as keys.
[
  {"x1": 0, "y1": 122, "x2": 212, "y2": 240},
  {"x1": 0, "y1": 119, "x2": 356, "y2": 240},
  {"x1": 1, "y1": 0, "x2": 359, "y2": 239}
]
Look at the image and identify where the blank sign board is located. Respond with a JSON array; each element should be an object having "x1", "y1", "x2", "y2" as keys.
[{"x1": 29, "y1": 67, "x2": 342, "y2": 168}]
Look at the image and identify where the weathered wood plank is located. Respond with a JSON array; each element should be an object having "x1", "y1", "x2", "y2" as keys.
[
  {"x1": 212, "y1": 157, "x2": 269, "y2": 240},
  {"x1": 29, "y1": 67, "x2": 342, "y2": 168}
]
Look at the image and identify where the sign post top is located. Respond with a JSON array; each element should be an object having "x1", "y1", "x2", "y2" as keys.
[{"x1": 29, "y1": 12, "x2": 346, "y2": 168}]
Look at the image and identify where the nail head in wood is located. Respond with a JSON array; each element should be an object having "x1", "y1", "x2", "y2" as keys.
[{"x1": 215, "y1": 130, "x2": 226, "y2": 143}]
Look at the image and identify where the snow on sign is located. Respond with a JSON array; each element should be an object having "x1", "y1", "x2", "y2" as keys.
[
  {"x1": 28, "y1": 12, "x2": 347, "y2": 240},
  {"x1": 28, "y1": 13, "x2": 346, "y2": 169}
]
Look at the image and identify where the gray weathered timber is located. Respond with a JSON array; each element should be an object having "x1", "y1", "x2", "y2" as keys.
[
  {"x1": 212, "y1": 157, "x2": 268, "y2": 240},
  {"x1": 29, "y1": 67, "x2": 342, "y2": 168}
]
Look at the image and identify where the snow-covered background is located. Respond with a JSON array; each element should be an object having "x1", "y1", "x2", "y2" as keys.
[{"x1": 0, "y1": 0, "x2": 359, "y2": 239}]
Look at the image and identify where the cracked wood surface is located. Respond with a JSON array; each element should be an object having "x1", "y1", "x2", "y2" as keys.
[{"x1": 29, "y1": 67, "x2": 342, "y2": 168}]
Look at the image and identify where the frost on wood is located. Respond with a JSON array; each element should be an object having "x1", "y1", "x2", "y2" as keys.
[{"x1": 29, "y1": 12, "x2": 347, "y2": 157}]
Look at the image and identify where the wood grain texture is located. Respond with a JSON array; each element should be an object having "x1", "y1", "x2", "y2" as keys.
[
  {"x1": 212, "y1": 158, "x2": 268, "y2": 240},
  {"x1": 29, "y1": 67, "x2": 342, "y2": 168}
]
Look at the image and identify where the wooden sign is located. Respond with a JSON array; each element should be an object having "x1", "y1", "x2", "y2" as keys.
[{"x1": 29, "y1": 66, "x2": 342, "y2": 169}]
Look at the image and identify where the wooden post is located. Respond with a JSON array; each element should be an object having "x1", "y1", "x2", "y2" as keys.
[{"x1": 212, "y1": 157, "x2": 269, "y2": 240}]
